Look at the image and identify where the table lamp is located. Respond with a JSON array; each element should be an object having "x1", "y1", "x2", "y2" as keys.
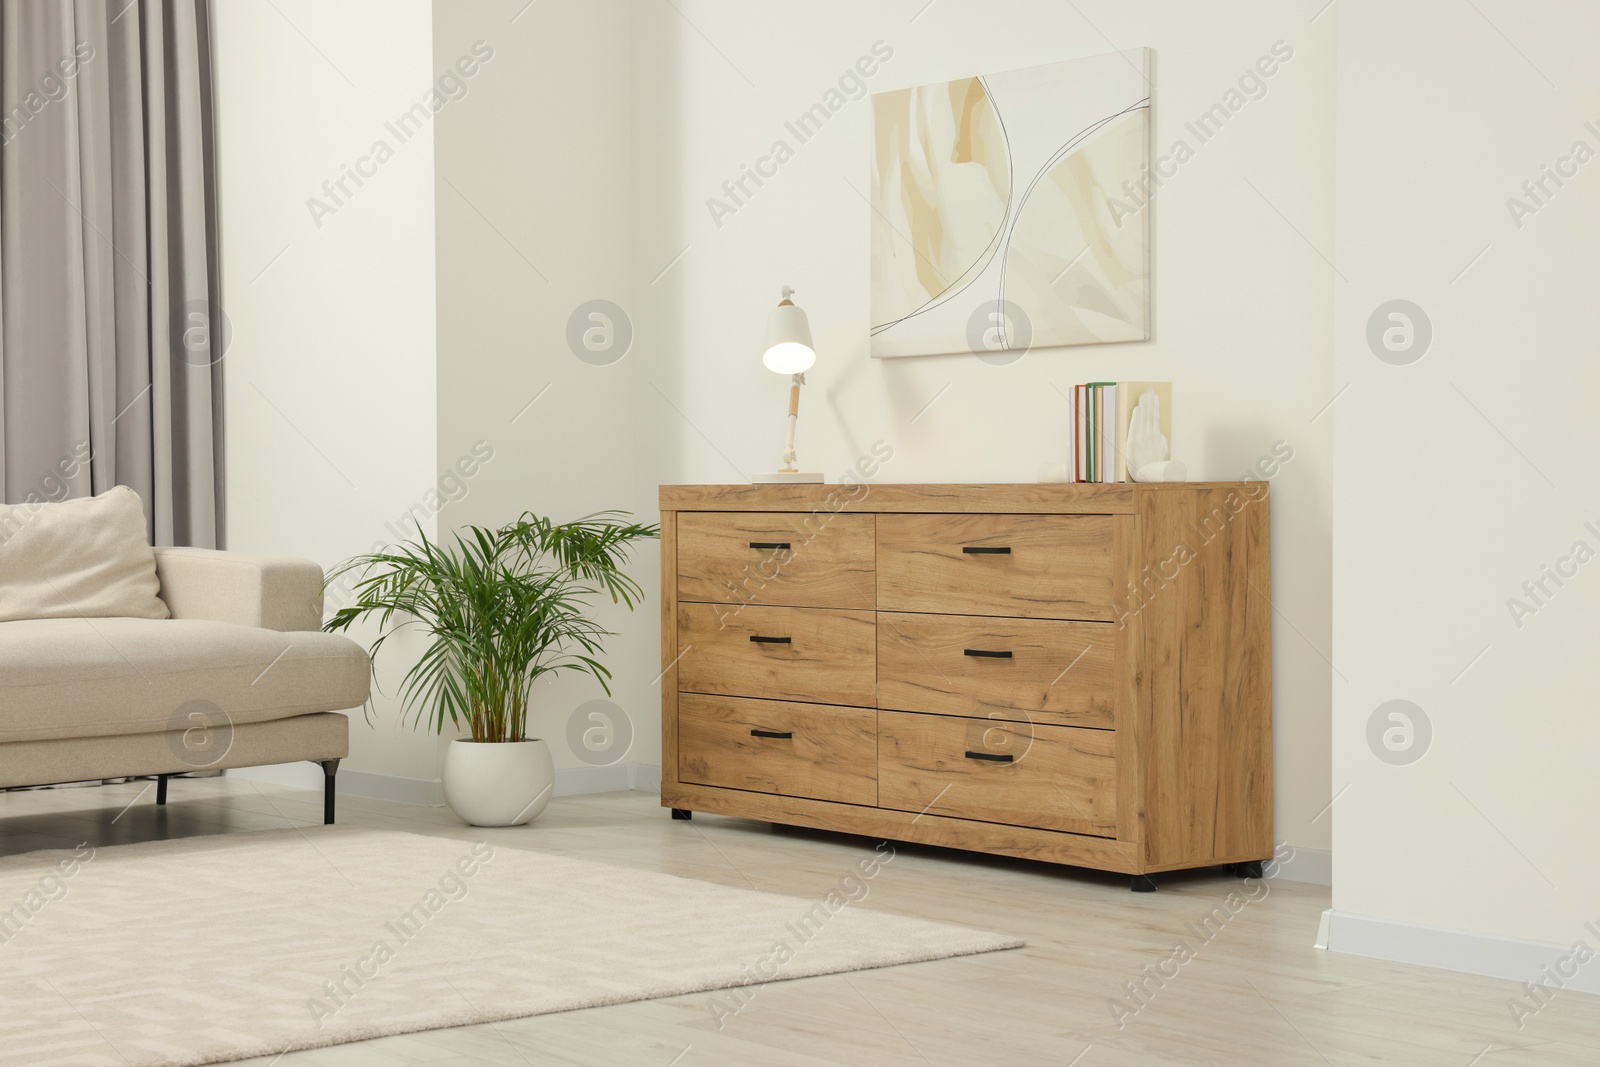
[{"x1": 753, "y1": 286, "x2": 823, "y2": 483}]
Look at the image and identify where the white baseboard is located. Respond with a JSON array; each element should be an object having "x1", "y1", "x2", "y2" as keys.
[
  {"x1": 1315, "y1": 909, "x2": 1332, "y2": 950},
  {"x1": 226, "y1": 764, "x2": 443, "y2": 806},
  {"x1": 630, "y1": 763, "x2": 661, "y2": 793},
  {"x1": 340, "y1": 769, "x2": 444, "y2": 807},
  {"x1": 553, "y1": 764, "x2": 632, "y2": 796},
  {"x1": 224, "y1": 763, "x2": 326, "y2": 792},
  {"x1": 230, "y1": 762, "x2": 652, "y2": 806},
  {"x1": 1326, "y1": 910, "x2": 1600, "y2": 996},
  {"x1": 1268, "y1": 846, "x2": 1332, "y2": 886}
]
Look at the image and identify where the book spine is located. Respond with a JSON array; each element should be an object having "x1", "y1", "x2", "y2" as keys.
[
  {"x1": 1080, "y1": 385, "x2": 1089, "y2": 483},
  {"x1": 1065, "y1": 387, "x2": 1077, "y2": 483},
  {"x1": 1104, "y1": 384, "x2": 1118, "y2": 483},
  {"x1": 1086, "y1": 383, "x2": 1116, "y2": 483},
  {"x1": 1088, "y1": 385, "x2": 1098, "y2": 482}
]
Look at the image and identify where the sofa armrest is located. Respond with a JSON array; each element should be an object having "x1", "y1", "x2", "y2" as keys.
[{"x1": 153, "y1": 547, "x2": 325, "y2": 632}]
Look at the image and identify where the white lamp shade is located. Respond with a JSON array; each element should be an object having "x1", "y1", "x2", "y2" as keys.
[{"x1": 763, "y1": 301, "x2": 815, "y2": 373}]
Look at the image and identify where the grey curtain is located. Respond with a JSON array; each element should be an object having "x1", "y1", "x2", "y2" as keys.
[{"x1": 0, "y1": 0, "x2": 223, "y2": 547}]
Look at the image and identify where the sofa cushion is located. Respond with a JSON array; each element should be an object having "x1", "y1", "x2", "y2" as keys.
[
  {"x1": 0, "y1": 486, "x2": 170, "y2": 623},
  {"x1": 0, "y1": 618, "x2": 371, "y2": 743}
]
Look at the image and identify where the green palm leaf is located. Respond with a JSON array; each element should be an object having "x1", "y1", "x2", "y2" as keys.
[{"x1": 324, "y1": 511, "x2": 659, "y2": 742}]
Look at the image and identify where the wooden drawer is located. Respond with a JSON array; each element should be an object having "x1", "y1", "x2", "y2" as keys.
[
  {"x1": 678, "y1": 694, "x2": 876, "y2": 805},
  {"x1": 877, "y1": 613, "x2": 1117, "y2": 729},
  {"x1": 678, "y1": 512, "x2": 874, "y2": 609},
  {"x1": 677, "y1": 602, "x2": 876, "y2": 706},
  {"x1": 876, "y1": 514, "x2": 1118, "y2": 621},
  {"x1": 877, "y1": 710, "x2": 1117, "y2": 837}
]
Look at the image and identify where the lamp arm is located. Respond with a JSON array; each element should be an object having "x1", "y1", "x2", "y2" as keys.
[{"x1": 781, "y1": 372, "x2": 804, "y2": 469}]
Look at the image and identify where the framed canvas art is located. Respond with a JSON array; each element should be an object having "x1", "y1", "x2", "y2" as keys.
[{"x1": 870, "y1": 49, "x2": 1151, "y2": 358}]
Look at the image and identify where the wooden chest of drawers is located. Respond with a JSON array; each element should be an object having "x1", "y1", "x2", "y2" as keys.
[{"x1": 658, "y1": 483, "x2": 1273, "y2": 889}]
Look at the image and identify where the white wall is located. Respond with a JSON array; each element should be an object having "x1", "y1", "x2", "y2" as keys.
[
  {"x1": 1332, "y1": 0, "x2": 1600, "y2": 963},
  {"x1": 626, "y1": 0, "x2": 1336, "y2": 862},
  {"x1": 431, "y1": 1, "x2": 653, "y2": 781},
  {"x1": 210, "y1": 0, "x2": 1600, "y2": 988},
  {"x1": 218, "y1": 0, "x2": 1339, "y2": 866},
  {"x1": 212, "y1": 0, "x2": 445, "y2": 789}
]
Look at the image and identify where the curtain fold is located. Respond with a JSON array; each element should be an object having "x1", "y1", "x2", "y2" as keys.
[{"x1": 0, "y1": 0, "x2": 223, "y2": 547}]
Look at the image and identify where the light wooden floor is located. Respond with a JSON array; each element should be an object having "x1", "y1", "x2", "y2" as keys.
[{"x1": 2, "y1": 778, "x2": 1595, "y2": 1066}]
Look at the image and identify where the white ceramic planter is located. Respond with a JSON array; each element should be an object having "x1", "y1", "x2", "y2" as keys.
[{"x1": 442, "y1": 738, "x2": 555, "y2": 827}]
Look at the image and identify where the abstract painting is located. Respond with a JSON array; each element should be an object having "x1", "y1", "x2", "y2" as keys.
[{"x1": 870, "y1": 49, "x2": 1151, "y2": 358}]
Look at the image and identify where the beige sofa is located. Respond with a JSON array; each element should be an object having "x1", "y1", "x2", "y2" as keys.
[{"x1": 0, "y1": 547, "x2": 370, "y2": 823}]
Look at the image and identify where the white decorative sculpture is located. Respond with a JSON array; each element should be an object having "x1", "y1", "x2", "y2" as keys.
[{"x1": 1126, "y1": 388, "x2": 1186, "y2": 483}]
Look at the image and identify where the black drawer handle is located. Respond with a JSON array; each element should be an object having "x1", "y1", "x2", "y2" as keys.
[
  {"x1": 962, "y1": 546, "x2": 1012, "y2": 554},
  {"x1": 749, "y1": 635, "x2": 792, "y2": 644},
  {"x1": 963, "y1": 648, "x2": 1013, "y2": 659},
  {"x1": 751, "y1": 729, "x2": 793, "y2": 739},
  {"x1": 964, "y1": 751, "x2": 1014, "y2": 763},
  {"x1": 749, "y1": 541, "x2": 791, "y2": 550}
]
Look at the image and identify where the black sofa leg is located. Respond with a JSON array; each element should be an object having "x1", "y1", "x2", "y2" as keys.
[
  {"x1": 321, "y1": 759, "x2": 340, "y2": 825},
  {"x1": 156, "y1": 775, "x2": 168, "y2": 806}
]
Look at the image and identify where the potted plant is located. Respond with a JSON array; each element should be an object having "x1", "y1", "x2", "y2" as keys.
[{"x1": 325, "y1": 511, "x2": 658, "y2": 826}]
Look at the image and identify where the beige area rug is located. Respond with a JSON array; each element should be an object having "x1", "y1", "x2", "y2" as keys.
[{"x1": 0, "y1": 827, "x2": 1022, "y2": 1066}]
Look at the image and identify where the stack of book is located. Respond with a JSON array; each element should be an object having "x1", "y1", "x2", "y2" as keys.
[{"x1": 1066, "y1": 381, "x2": 1172, "y2": 483}]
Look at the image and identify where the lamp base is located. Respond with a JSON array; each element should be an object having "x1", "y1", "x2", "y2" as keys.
[{"x1": 752, "y1": 470, "x2": 824, "y2": 484}]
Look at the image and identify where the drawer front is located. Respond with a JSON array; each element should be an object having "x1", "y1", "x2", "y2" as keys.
[
  {"x1": 677, "y1": 603, "x2": 876, "y2": 706},
  {"x1": 678, "y1": 512, "x2": 874, "y2": 609},
  {"x1": 876, "y1": 514, "x2": 1118, "y2": 621},
  {"x1": 678, "y1": 694, "x2": 876, "y2": 804},
  {"x1": 877, "y1": 613, "x2": 1117, "y2": 729},
  {"x1": 877, "y1": 710, "x2": 1117, "y2": 837}
]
